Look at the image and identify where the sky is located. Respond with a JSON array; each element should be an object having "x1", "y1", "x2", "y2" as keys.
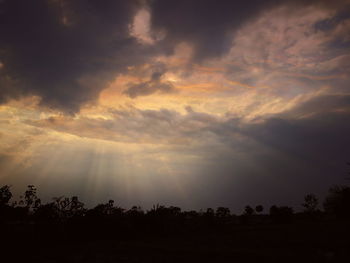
[{"x1": 0, "y1": 0, "x2": 350, "y2": 212}]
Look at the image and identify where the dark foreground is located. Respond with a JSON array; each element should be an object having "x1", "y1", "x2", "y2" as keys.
[
  {"x1": 1, "y1": 185, "x2": 350, "y2": 262},
  {"x1": 1, "y1": 219, "x2": 349, "y2": 263}
]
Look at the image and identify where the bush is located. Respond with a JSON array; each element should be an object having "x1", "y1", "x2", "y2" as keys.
[{"x1": 324, "y1": 186, "x2": 350, "y2": 218}]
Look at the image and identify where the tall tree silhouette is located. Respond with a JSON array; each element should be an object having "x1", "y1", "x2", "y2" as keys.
[{"x1": 20, "y1": 185, "x2": 41, "y2": 210}]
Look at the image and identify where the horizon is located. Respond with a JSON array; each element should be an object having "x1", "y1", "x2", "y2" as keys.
[{"x1": 1, "y1": 183, "x2": 339, "y2": 213}]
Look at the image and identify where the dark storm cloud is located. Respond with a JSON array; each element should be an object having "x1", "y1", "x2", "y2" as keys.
[
  {"x1": 0, "y1": 0, "x2": 149, "y2": 113},
  {"x1": 124, "y1": 70, "x2": 175, "y2": 98},
  {"x1": 167, "y1": 94, "x2": 350, "y2": 193},
  {"x1": 204, "y1": 94, "x2": 350, "y2": 165},
  {"x1": 150, "y1": 0, "x2": 269, "y2": 60},
  {"x1": 150, "y1": 0, "x2": 350, "y2": 61},
  {"x1": 182, "y1": 94, "x2": 350, "y2": 209},
  {"x1": 232, "y1": 95, "x2": 350, "y2": 207},
  {"x1": 1, "y1": 0, "x2": 349, "y2": 113},
  {"x1": 242, "y1": 95, "x2": 350, "y2": 163}
]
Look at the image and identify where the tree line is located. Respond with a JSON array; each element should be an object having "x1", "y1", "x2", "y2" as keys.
[{"x1": 1, "y1": 184, "x2": 349, "y2": 227}]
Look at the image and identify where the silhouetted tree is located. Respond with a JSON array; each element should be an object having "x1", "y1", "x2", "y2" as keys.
[
  {"x1": 127, "y1": 205, "x2": 144, "y2": 216},
  {"x1": 88, "y1": 200, "x2": 125, "y2": 218},
  {"x1": 244, "y1": 205, "x2": 254, "y2": 216},
  {"x1": 255, "y1": 205, "x2": 264, "y2": 214},
  {"x1": 20, "y1": 185, "x2": 41, "y2": 210},
  {"x1": 52, "y1": 195, "x2": 85, "y2": 218},
  {"x1": 205, "y1": 208, "x2": 215, "y2": 217},
  {"x1": 168, "y1": 206, "x2": 181, "y2": 216},
  {"x1": 302, "y1": 194, "x2": 318, "y2": 213},
  {"x1": 0, "y1": 185, "x2": 12, "y2": 206},
  {"x1": 216, "y1": 207, "x2": 230, "y2": 218},
  {"x1": 324, "y1": 185, "x2": 350, "y2": 218},
  {"x1": 183, "y1": 210, "x2": 199, "y2": 219},
  {"x1": 70, "y1": 196, "x2": 84, "y2": 215},
  {"x1": 149, "y1": 204, "x2": 165, "y2": 216}
]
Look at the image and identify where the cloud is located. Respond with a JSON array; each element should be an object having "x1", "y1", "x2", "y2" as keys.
[
  {"x1": 240, "y1": 95, "x2": 350, "y2": 161},
  {"x1": 150, "y1": 0, "x2": 348, "y2": 62},
  {"x1": 0, "y1": 0, "x2": 349, "y2": 113},
  {"x1": 129, "y1": 8, "x2": 165, "y2": 45},
  {"x1": 196, "y1": 94, "x2": 350, "y2": 207},
  {"x1": 24, "y1": 106, "x2": 218, "y2": 145},
  {"x1": 25, "y1": 93, "x2": 350, "y2": 160},
  {"x1": 0, "y1": 0, "x2": 149, "y2": 113},
  {"x1": 123, "y1": 70, "x2": 176, "y2": 98},
  {"x1": 19, "y1": 93, "x2": 350, "y2": 208}
]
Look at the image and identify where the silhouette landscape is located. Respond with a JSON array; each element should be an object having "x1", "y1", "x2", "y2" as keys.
[
  {"x1": 1, "y1": 183, "x2": 350, "y2": 262},
  {"x1": 1, "y1": 0, "x2": 350, "y2": 262}
]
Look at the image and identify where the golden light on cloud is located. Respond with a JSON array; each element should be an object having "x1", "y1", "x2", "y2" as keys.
[
  {"x1": 129, "y1": 9, "x2": 154, "y2": 44},
  {"x1": 129, "y1": 8, "x2": 165, "y2": 45},
  {"x1": 154, "y1": 42, "x2": 194, "y2": 67}
]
